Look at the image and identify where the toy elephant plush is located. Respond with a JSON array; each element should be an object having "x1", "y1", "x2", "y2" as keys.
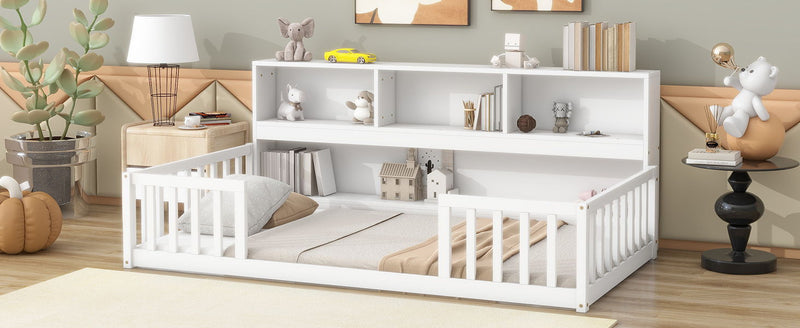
[{"x1": 276, "y1": 17, "x2": 315, "y2": 61}]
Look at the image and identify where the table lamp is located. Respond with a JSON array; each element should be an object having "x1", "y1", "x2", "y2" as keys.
[{"x1": 127, "y1": 14, "x2": 199, "y2": 126}]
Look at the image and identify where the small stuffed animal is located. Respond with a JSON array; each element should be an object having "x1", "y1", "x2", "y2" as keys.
[
  {"x1": 710, "y1": 56, "x2": 778, "y2": 138},
  {"x1": 552, "y1": 101, "x2": 573, "y2": 133},
  {"x1": 276, "y1": 17, "x2": 315, "y2": 61},
  {"x1": 345, "y1": 91, "x2": 374, "y2": 124},
  {"x1": 277, "y1": 84, "x2": 305, "y2": 121}
]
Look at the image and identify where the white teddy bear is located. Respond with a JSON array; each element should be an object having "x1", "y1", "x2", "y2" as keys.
[
  {"x1": 345, "y1": 91, "x2": 374, "y2": 124},
  {"x1": 277, "y1": 84, "x2": 305, "y2": 121},
  {"x1": 710, "y1": 56, "x2": 778, "y2": 138}
]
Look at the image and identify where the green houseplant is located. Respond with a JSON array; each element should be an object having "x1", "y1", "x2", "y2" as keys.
[{"x1": 1, "y1": 0, "x2": 113, "y2": 208}]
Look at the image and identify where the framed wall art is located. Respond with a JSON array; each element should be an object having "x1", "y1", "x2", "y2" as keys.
[
  {"x1": 491, "y1": 0, "x2": 583, "y2": 12},
  {"x1": 355, "y1": 0, "x2": 469, "y2": 26}
]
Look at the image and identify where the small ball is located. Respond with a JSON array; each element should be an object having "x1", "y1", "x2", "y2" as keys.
[{"x1": 517, "y1": 115, "x2": 536, "y2": 133}]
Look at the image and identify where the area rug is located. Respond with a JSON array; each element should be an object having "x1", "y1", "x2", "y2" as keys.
[{"x1": 0, "y1": 268, "x2": 616, "y2": 328}]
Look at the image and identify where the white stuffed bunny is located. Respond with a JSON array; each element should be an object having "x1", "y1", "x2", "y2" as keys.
[
  {"x1": 710, "y1": 56, "x2": 778, "y2": 138},
  {"x1": 277, "y1": 84, "x2": 305, "y2": 121}
]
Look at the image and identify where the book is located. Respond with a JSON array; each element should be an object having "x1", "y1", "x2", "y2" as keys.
[
  {"x1": 564, "y1": 23, "x2": 575, "y2": 69},
  {"x1": 563, "y1": 25, "x2": 570, "y2": 69},
  {"x1": 595, "y1": 22, "x2": 607, "y2": 71},
  {"x1": 287, "y1": 147, "x2": 305, "y2": 192},
  {"x1": 626, "y1": 22, "x2": 636, "y2": 72},
  {"x1": 685, "y1": 158, "x2": 742, "y2": 166},
  {"x1": 300, "y1": 150, "x2": 318, "y2": 196},
  {"x1": 312, "y1": 149, "x2": 336, "y2": 196},
  {"x1": 472, "y1": 95, "x2": 481, "y2": 131},
  {"x1": 588, "y1": 24, "x2": 596, "y2": 71},
  {"x1": 494, "y1": 84, "x2": 503, "y2": 131},
  {"x1": 687, "y1": 149, "x2": 741, "y2": 161},
  {"x1": 189, "y1": 112, "x2": 231, "y2": 119}
]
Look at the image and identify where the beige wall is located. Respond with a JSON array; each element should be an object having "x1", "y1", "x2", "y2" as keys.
[{"x1": 1, "y1": 1, "x2": 798, "y2": 247}]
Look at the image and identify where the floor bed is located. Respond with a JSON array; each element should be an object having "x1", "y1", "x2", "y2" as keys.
[{"x1": 124, "y1": 144, "x2": 659, "y2": 312}]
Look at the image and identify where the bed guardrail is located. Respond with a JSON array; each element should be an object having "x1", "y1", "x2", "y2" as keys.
[{"x1": 122, "y1": 144, "x2": 255, "y2": 268}]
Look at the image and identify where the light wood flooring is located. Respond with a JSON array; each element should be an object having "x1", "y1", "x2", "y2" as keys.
[{"x1": 2, "y1": 205, "x2": 799, "y2": 327}]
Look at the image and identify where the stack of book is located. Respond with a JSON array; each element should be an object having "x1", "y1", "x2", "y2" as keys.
[
  {"x1": 686, "y1": 149, "x2": 742, "y2": 166},
  {"x1": 473, "y1": 85, "x2": 503, "y2": 132},
  {"x1": 262, "y1": 148, "x2": 337, "y2": 196},
  {"x1": 189, "y1": 112, "x2": 232, "y2": 125},
  {"x1": 562, "y1": 21, "x2": 636, "y2": 72}
]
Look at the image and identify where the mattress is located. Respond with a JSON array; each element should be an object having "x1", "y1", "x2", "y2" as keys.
[{"x1": 223, "y1": 208, "x2": 577, "y2": 288}]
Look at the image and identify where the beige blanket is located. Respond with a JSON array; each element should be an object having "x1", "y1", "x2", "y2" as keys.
[{"x1": 379, "y1": 217, "x2": 564, "y2": 281}]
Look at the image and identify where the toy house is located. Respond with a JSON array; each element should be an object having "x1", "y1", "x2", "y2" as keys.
[
  {"x1": 426, "y1": 168, "x2": 453, "y2": 200},
  {"x1": 379, "y1": 149, "x2": 424, "y2": 201}
]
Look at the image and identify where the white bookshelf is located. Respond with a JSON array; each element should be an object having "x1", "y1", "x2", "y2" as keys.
[{"x1": 253, "y1": 60, "x2": 659, "y2": 206}]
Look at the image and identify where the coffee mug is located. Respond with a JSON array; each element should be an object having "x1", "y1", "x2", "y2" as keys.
[{"x1": 184, "y1": 115, "x2": 201, "y2": 127}]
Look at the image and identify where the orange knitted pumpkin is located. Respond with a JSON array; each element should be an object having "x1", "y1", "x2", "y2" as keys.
[{"x1": 0, "y1": 176, "x2": 62, "y2": 254}]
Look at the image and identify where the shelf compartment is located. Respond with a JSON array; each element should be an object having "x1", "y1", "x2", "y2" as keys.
[{"x1": 255, "y1": 119, "x2": 644, "y2": 160}]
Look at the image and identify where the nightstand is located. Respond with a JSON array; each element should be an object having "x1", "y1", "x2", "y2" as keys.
[{"x1": 122, "y1": 121, "x2": 249, "y2": 169}]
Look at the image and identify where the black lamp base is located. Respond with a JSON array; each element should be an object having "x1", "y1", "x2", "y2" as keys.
[
  {"x1": 146, "y1": 63, "x2": 180, "y2": 126},
  {"x1": 701, "y1": 248, "x2": 777, "y2": 274}
]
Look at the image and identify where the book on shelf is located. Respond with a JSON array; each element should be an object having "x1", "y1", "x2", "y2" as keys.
[
  {"x1": 312, "y1": 149, "x2": 337, "y2": 196},
  {"x1": 264, "y1": 147, "x2": 342, "y2": 195},
  {"x1": 687, "y1": 149, "x2": 741, "y2": 161},
  {"x1": 685, "y1": 158, "x2": 742, "y2": 166},
  {"x1": 563, "y1": 21, "x2": 635, "y2": 72}
]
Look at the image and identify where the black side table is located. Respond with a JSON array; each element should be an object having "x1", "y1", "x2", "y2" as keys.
[{"x1": 682, "y1": 156, "x2": 799, "y2": 274}]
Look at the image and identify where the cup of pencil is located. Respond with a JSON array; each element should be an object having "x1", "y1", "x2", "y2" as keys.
[{"x1": 463, "y1": 100, "x2": 476, "y2": 129}]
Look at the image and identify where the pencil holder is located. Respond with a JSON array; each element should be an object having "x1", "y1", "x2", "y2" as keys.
[{"x1": 464, "y1": 108, "x2": 475, "y2": 129}]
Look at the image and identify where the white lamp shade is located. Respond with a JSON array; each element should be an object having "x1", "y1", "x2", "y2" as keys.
[{"x1": 127, "y1": 14, "x2": 199, "y2": 64}]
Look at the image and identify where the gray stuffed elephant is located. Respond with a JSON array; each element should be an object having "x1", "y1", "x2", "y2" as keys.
[{"x1": 276, "y1": 17, "x2": 314, "y2": 61}]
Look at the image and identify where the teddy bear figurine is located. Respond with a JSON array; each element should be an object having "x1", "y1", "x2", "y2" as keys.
[
  {"x1": 345, "y1": 91, "x2": 374, "y2": 124},
  {"x1": 710, "y1": 56, "x2": 778, "y2": 138},
  {"x1": 277, "y1": 84, "x2": 305, "y2": 121}
]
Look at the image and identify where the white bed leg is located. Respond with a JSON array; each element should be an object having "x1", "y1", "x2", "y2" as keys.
[
  {"x1": 465, "y1": 208, "x2": 477, "y2": 280},
  {"x1": 492, "y1": 211, "x2": 503, "y2": 283},
  {"x1": 546, "y1": 214, "x2": 557, "y2": 288},
  {"x1": 146, "y1": 186, "x2": 156, "y2": 251},
  {"x1": 649, "y1": 177, "x2": 659, "y2": 259},
  {"x1": 438, "y1": 206, "x2": 452, "y2": 278},
  {"x1": 121, "y1": 172, "x2": 136, "y2": 268},
  {"x1": 576, "y1": 204, "x2": 589, "y2": 312},
  {"x1": 518, "y1": 212, "x2": 530, "y2": 285}
]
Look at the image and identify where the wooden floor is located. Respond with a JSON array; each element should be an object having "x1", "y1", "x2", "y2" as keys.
[{"x1": 2, "y1": 205, "x2": 799, "y2": 327}]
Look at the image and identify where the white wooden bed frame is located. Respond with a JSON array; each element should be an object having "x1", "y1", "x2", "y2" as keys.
[{"x1": 122, "y1": 144, "x2": 658, "y2": 312}]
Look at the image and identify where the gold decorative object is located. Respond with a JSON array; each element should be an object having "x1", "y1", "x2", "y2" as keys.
[
  {"x1": 711, "y1": 42, "x2": 739, "y2": 71},
  {"x1": 704, "y1": 105, "x2": 722, "y2": 152},
  {"x1": 462, "y1": 100, "x2": 476, "y2": 129}
]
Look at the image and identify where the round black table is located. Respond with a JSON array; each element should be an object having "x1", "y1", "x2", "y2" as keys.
[{"x1": 682, "y1": 156, "x2": 799, "y2": 274}]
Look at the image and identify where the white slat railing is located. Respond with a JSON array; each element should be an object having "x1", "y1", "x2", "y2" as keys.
[
  {"x1": 437, "y1": 194, "x2": 575, "y2": 286},
  {"x1": 124, "y1": 144, "x2": 254, "y2": 261}
]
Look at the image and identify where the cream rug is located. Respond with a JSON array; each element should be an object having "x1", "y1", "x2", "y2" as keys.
[{"x1": 0, "y1": 268, "x2": 616, "y2": 328}]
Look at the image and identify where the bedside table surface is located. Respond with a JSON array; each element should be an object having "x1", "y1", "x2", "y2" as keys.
[
  {"x1": 124, "y1": 121, "x2": 250, "y2": 167},
  {"x1": 682, "y1": 156, "x2": 799, "y2": 172}
]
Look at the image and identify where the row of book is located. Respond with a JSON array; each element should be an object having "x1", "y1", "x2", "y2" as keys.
[
  {"x1": 473, "y1": 85, "x2": 503, "y2": 132},
  {"x1": 189, "y1": 112, "x2": 232, "y2": 125},
  {"x1": 562, "y1": 21, "x2": 636, "y2": 72},
  {"x1": 262, "y1": 148, "x2": 337, "y2": 196},
  {"x1": 686, "y1": 149, "x2": 742, "y2": 166}
]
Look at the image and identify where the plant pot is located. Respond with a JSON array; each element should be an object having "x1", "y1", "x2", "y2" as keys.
[{"x1": 5, "y1": 131, "x2": 96, "y2": 217}]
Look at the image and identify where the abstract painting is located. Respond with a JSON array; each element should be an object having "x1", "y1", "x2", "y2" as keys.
[
  {"x1": 355, "y1": 0, "x2": 469, "y2": 26},
  {"x1": 491, "y1": 0, "x2": 583, "y2": 12}
]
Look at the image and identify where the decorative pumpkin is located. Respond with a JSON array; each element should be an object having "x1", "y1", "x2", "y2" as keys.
[{"x1": 0, "y1": 176, "x2": 62, "y2": 254}]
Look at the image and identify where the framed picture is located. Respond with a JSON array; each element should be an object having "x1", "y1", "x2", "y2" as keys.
[
  {"x1": 355, "y1": 0, "x2": 469, "y2": 26},
  {"x1": 491, "y1": 0, "x2": 583, "y2": 12}
]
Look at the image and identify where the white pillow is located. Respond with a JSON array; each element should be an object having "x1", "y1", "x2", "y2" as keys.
[{"x1": 177, "y1": 174, "x2": 291, "y2": 236}]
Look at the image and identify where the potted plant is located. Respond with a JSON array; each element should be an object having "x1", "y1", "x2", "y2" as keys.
[{"x1": 1, "y1": 0, "x2": 113, "y2": 210}]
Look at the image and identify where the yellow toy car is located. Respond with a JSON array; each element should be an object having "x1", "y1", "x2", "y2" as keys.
[{"x1": 323, "y1": 48, "x2": 377, "y2": 64}]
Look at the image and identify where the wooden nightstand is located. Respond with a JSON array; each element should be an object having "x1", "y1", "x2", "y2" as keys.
[{"x1": 122, "y1": 121, "x2": 249, "y2": 169}]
